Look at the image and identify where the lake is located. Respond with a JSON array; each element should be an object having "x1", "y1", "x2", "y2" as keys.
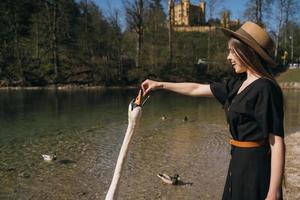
[{"x1": 0, "y1": 89, "x2": 299, "y2": 199}]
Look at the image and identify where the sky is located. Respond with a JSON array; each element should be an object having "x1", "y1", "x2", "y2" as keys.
[{"x1": 94, "y1": 0, "x2": 248, "y2": 29}]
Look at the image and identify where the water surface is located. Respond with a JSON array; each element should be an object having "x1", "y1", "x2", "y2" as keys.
[{"x1": 0, "y1": 89, "x2": 299, "y2": 199}]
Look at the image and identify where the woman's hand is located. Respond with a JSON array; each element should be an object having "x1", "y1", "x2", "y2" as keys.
[
  {"x1": 265, "y1": 190, "x2": 282, "y2": 200},
  {"x1": 141, "y1": 79, "x2": 163, "y2": 96},
  {"x1": 265, "y1": 194, "x2": 276, "y2": 200}
]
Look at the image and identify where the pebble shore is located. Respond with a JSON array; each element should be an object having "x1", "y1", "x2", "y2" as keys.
[{"x1": 284, "y1": 131, "x2": 300, "y2": 199}]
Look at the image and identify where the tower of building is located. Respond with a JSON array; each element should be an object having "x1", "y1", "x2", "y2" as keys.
[
  {"x1": 199, "y1": 1, "x2": 206, "y2": 25},
  {"x1": 182, "y1": 0, "x2": 190, "y2": 26},
  {"x1": 221, "y1": 11, "x2": 230, "y2": 28}
]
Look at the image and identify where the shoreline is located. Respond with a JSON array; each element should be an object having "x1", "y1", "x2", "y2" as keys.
[
  {"x1": 284, "y1": 130, "x2": 300, "y2": 199},
  {"x1": 0, "y1": 82, "x2": 299, "y2": 91},
  {"x1": 0, "y1": 84, "x2": 138, "y2": 91},
  {"x1": 279, "y1": 82, "x2": 300, "y2": 90}
]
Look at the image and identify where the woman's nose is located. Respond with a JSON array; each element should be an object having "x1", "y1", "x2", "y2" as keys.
[{"x1": 227, "y1": 53, "x2": 231, "y2": 61}]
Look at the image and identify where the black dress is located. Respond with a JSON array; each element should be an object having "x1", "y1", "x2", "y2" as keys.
[{"x1": 210, "y1": 73, "x2": 284, "y2": 200}]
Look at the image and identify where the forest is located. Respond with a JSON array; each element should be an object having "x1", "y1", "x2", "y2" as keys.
[{"x1": 0, "y1": 0, "x2": 299, "y2": 87}]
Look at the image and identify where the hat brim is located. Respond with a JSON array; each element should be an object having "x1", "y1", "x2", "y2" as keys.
[{"x1": 219, "y1": 27, "x2": 277, "y2": 67}]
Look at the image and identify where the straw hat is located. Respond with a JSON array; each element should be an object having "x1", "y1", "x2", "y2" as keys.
[{"x1": 220, "y1": 21, "x2": 277, "y2": 67}]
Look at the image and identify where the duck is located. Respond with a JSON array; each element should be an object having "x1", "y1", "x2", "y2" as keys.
[
  {"x1": 157, "y1": 173, "x2": 181, "y2": 185},
  {"x1": 183, "y1": 116, "x2": 188, "y2": 122},
  {"x1": 42, "y1": 154, "x2": 57, "y2": 161}
]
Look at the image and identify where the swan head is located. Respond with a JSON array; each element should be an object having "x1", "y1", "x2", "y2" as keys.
[
  {"x1": 128, "y1": 98, "x2": 142, "y2": 123},
  {"x1": 128, "y1": 89, "x2": 150, "y2": 123}
]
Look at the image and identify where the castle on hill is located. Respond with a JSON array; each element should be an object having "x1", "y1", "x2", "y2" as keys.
[{"x1": 170, "y1": 0, "x2": 240, "y2": 32}]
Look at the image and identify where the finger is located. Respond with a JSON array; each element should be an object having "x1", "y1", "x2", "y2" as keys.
[
  {"x1": 144, "y1": 87, "x2": 151, "y2": 96},
  {"x1": 141, "y1": 82, "x2": 147, "y2": 92},
  {"x1": 142, "y1": 86, "x2": 149, "y2": 95},
  {"x1": 141, "y1": 79, "x2": 149, "y2": 87},
  {"x1": 142, "y1": 81, "x2": 150, "y2": 94}
]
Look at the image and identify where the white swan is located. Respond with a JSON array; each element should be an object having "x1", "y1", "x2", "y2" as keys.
[{"x1": 105, "y1": 90, "x2": 147, "y2": 200}]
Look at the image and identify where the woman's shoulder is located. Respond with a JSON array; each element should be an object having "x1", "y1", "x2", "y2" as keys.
[
  {"x1": 225, "y1": 73, "x2": 246, "y2": 87},
  {"x1": 256, "y1": 78, "x2": 283, "y2": 96}
]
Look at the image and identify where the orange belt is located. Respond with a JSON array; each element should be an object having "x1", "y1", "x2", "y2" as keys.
[{"x1": 229, "y1": 139, "x2": 265, "y2": 148}]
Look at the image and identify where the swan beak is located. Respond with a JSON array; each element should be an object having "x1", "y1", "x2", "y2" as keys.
[
  {"x1": 130, "y1": 89, "x2": 150, "y2": 110},
  {"x1": 134, "y1": 89, "x2": 143, "y2": 106}
]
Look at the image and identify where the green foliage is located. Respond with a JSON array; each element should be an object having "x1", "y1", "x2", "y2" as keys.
[
  {"x1": 277, "y1": 69, "x2": 300, "y2": 82},
  {"x1": 0, "y1": 0, "x2": 299, "y2": 87}
]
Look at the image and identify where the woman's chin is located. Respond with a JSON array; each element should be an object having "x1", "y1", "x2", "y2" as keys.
[
  {"x1": 234, "y1": 68, "x2": 246, "y2": 74},
  {"x1": 231, "y1": 66, "x2": 245, "y2": 74}
]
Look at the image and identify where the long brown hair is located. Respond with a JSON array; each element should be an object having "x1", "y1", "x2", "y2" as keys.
[{"x1": 228, "y1": 37, "x2": 277, "y2": 83}]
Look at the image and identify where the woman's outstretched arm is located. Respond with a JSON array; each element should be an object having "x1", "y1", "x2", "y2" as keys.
[
  {"x1": 266, "y1": 134, "x2": 285, "y2": 200},
  {"x1": 141, "y1": 79, "x2": 213, "y2": 97}
]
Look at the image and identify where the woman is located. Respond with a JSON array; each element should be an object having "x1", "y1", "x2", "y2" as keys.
[{"x1": 141, "y1": 21, "x2": 285, "y2": 200}]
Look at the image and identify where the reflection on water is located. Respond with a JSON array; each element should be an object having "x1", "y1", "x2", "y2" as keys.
[{"x1": 0, "y1": 89, "x2": 299, "y2": 199}]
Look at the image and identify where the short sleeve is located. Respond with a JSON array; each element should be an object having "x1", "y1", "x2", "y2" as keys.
[
  {"x1": 210, "y1": 76, "x2": 237, "y2": 106},
  {"x1": 254, "y1": 82, "x2": 284, "y2": 138}
]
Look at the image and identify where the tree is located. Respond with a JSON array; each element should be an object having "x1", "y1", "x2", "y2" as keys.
[
  {"x1": 143, "y1": 0, "x2": 168, "y2": 72},
  {"x1": 281, "y1": 0, "x2": 299, "y2": 49},
  {"x1": 2, "y1": 0, "x2": 35, "y2": 85},
  {"x1": 168, "y1": 0, "x2": 174, "y2": 67},
  {"x1": 106, "y1": 8, "x2": 124, "y2": 83},
  {"x1": 272, "y1": 0, "x2": 300, "y2": 59},
  {"x1": 243, "y1": 0, "x2": 274, "y2": 26},
  {"x1": 207, "y1": 0, "x2": 223, "y2": 71},
  {"x1": 124, "y1": 0, "x2": 144, "y2": 68},
  {"x1": 44, "y1": 0, "x2": 59, "y2": 80},
  {"x1": 273, "y1": 0, "x2": 285, "y2": 59}
]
